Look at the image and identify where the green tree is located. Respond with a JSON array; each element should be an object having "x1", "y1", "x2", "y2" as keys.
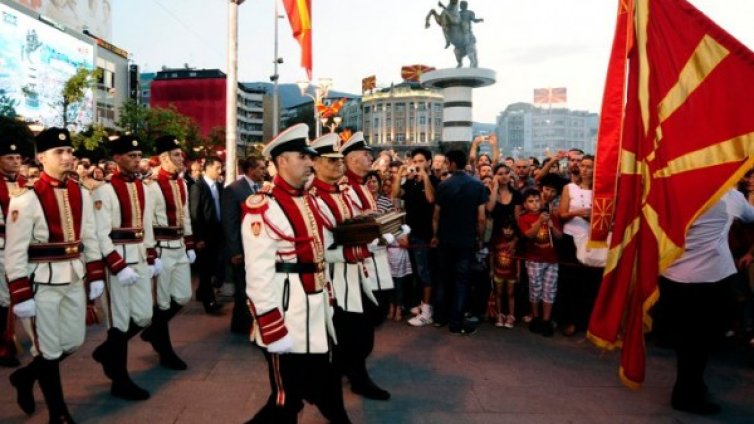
[
  {"x1": 0, "y1": 91, "x2": 18, "y2": 118},
  {"x1": 117, "y1": 101, "x2": 204, "y2": 155},
  {"x1": 62, "y1": 68, "x2": 102, "y2": 128},
  {"x1": 72, "y1": 124, "x2": 109, "y2": 152}
]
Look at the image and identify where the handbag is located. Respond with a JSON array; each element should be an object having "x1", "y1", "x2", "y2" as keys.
[{"x1": 573, "y1": 231, "x2": 609, "y2": 268}]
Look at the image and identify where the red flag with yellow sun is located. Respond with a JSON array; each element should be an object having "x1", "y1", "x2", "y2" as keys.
[{"x1": 588, "y1": 0, "x2": 754, "y2": 388}]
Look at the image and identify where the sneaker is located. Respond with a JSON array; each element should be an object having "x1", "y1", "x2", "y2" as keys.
[
  {"x1": 541, "y1": 320, "x2": 554, "y2": 337},
  {"x1": 529, "y1": 317, "x2": 542, "y2": 334},
  {"x1": 495, "y1": 313, "x2": 506, "y2": 328},
  {"x1": 410, "y1": 305, "x2": 421, "y2": 316},
  {"x1": 450, "y1": 326, "x2": 477, "y2": 336},
  {"x1": 522, "y1": 314, "x2": 533, "y2": 323},
  {"x1": 408, "y1": 314, "x2": 433, "y2": 327},
  {"x1": 465, "y1": 314, "x2": 480, "y2": 324},
  {"x1": 503, "y1": 315, "x2": 515, "y2": 329}
]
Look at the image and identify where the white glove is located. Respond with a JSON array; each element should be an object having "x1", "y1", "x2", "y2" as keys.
[
  {"x1": 400, "y1": 224, "x2": 412, "y2": 236},
  {"x1": 187, "y1": 249, "x2": 197, "y2": 264},
  {"x1": 266, "y1": 333, "x2": 294, "y2": 354},
  {"x1": 368, "y1": 237, "x2": 381, "y2": 253},
  {"x1": 13, "y1": 299, "x2": 36, "y2": 318},
  {"x1": 88, "y1": 280, "x2": 105, "y2": 300},
  {"x1": 149, "y1": 258, "x2": 163, "y2": 278},
  {"x1": 116, "y1": 267, "x2": 140, "y2": 287},
  {"x1": 381, "y1": 233, "x2": 396, "y2": 245}
]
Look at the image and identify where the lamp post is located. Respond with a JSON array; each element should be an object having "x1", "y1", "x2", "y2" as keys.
[
  {"x1": 320, "y1": 116, "x2": 342, "y2": 134},
  {"x1": 297, "y1": 78, "x2": 333, "y2": 138}
]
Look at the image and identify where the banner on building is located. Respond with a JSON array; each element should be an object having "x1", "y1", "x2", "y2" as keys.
[
  {"x1": 361, "y1": 75, "x2": 376, "y2": 93},
  {"x1": 12, "y1": 0, "x2": 112, "y2": 40},
  {"x1": 401, "y1": 65, "x2": 435, "y2": 82},
  {"x1": 533, "y1": 87, "x2": 567, "y2": 104}
]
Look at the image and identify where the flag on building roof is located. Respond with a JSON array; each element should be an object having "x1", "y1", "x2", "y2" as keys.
[
  {"x1": 282, "y1": 0, "x2": 312, "y2": 80},
  {"x1": 588, "y1": 0, "x2": 754, "y2": 389},
  {"x1": 401, "y1": 65, "x2": 436, "y2": 82},
  {"x1": 533, "y1": 87, "x2": 567, "y2": 104},
  {"x1": 362, "y1": 75, "x2": 376, "y2": 93}
]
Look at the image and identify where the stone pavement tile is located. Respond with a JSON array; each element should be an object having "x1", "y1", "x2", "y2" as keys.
[{"x1": 207, "y1": 358, "x2": 268, "y2": 383}]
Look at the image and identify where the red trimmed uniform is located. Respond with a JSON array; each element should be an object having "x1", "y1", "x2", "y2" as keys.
[
  {"x1": 145, "y1": 168, "x2": 194, "y2": 310},
  {"x1": 92, "y1": 171, "x2": 157, "y2": 331},
  {"x1": 242, "y1": 176, "x2": 348, "y2": 423},
  {"x1": 0, "y1": 173, "x2": 25, "y2": 365},
  {"x1": 4, "y1": 173, "x2": 104, "y2": 360},
  {"x1": 343, "y1": 170, "x2": 394, "y2": 293}
]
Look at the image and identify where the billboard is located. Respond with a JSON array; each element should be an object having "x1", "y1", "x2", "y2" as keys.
[
  {"x1": 533, "y1": 87, "x2": 567, "y2": 104},
  {"x1": 0, "y1": 3, "x2": 94, "y2": 129},
  {"x1": 11, "y1": 0, "x2": 111, "y2": 40}
]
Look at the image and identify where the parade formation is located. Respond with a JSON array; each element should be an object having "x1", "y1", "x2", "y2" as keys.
[{"x1": 3, "y1": 0, "x2": 754, "y2": 422}]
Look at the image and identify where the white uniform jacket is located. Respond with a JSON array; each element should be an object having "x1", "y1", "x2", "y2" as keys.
[
  {"x1": 310, "y1": 178, "x2": 376, "y2": 313},
  {"x1": 145, "y1": 169, "x2": 194, "y2": 251},
  {"x1": 343, "y1": 171, "x2": 394, "y2": 292},
  {"x1": 242, "y1": 178, "x2": 335, "y2": 354},
  {"x1": 5, "y1": 174, "x2": 104, "y2": 305},
  {"x1": 91, "y1": 173, "x2": 157, "y2": 273}
]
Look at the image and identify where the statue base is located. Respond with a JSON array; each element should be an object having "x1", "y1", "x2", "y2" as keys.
[{"x1": 420, "y1": 68, "x2": 496, "y2": 146}]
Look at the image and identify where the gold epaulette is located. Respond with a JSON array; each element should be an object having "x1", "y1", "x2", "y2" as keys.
[{"x1": 10, "y1": 187, "x2": 28, "y2": 197}]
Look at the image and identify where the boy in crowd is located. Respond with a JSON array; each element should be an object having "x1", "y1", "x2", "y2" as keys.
[{"x1": 517, "y1": 188, "x2": 561, "y2": 336}]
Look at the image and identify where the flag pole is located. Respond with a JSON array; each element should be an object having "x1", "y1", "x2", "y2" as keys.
[
  {"x1": 272, "y1": 0, "x2": 281, "y2": 137},
  {"x1": 226, "y1": 0, "x2": 244, "y2": 183}
]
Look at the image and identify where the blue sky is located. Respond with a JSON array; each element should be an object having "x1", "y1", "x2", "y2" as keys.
[{"x1": 112, "y1": 0, "x2": 754, "y2": 123}]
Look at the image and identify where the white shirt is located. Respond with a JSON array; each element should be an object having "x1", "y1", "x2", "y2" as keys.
[
  {"x1": 563, "y1": 182, "x2": 593, "y2": 238},
  {"x1": 203, "y1": 175, "x2": 221, "y2": 220},
  {"x1": 663, "y1": 189, "x2": 754, "y2": 283}
]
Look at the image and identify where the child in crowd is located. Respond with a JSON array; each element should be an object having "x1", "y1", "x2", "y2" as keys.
[
  {"x1": 387, "y1": 228, "x2": 413, "y2": 321},
  {"x1": 518, "y1": 188, "x2": 562, "y2": 336},
  {"x1": 490, "y1": 219, "x2": 518, "y2": 328}
]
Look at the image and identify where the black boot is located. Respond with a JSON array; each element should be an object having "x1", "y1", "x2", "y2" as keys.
[
  {"x1": 9, "y1": 360, "x2": 37, "y2": 414},
  {"x1": 92, "y1": 329, "x2": 117, "y2": 380},
  {"x1": 36, "y1": 356, "x2": 75, "y2": 424},
  {"x1": 147, "y1": 305, "x2": 187, "y2": 370},
  {"x1": 349, "y1": 364, "x2": 390, "y2": 401},
  {"x1": 109, "y1": 329, "x2": 149, "y2": 401},
  {"x1": 0, "y1": 305, "x2": 20, "y2": 368}
]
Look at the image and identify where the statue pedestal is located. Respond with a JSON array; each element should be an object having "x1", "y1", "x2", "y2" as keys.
[{"x1": 421, "y1": 68, "x2": 496, "y2": 147}]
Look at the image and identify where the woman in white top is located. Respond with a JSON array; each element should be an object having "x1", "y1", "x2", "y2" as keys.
[{"x1": 557, "y1": 155, "x2": 604, "y2": 337}]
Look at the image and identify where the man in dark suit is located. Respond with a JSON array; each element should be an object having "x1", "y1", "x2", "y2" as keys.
[
  {"x1": 221, "y1": 156, "x2": 266, "y2": 334},
  {"x1": 189, "y1": 156, "x2": 224, "y2": 314}
]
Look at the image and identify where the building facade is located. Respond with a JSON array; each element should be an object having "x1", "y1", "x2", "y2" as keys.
[
  {"x1": 496, "y1": 102, "x2": 598, "y2": 158},
  {"x1": 150, "y1": 68, "x2": 265, "y2": 151},
  {"x1": 361, "y1": 82, "x2": 443, "y2": 153}
]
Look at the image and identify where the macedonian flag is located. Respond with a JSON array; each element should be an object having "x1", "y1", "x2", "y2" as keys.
[
  {"x1": 283, "y1": 0, "x2": 312, "y2": 80},
  {"x1": 588, "y1": 0, "x2": 754, "y2": 388}
]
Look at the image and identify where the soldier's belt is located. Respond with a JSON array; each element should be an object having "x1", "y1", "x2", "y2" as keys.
[
  {"x1": 28, "y1": 242, "x2": 84, "y2": 262},
  {"x1": 275, "y1": 262, "x2": 325, "y2": 274},
  {"x1": 110, "y1": 228, "x2": 145, "y2": 244},
  {"x1": 154, "y1": 226, "x2": 184, "y2": 240}
]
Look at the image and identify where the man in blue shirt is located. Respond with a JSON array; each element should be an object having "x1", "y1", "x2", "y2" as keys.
[{"x1": 431, "y1": 150, "x2": 488, "y2": 334}]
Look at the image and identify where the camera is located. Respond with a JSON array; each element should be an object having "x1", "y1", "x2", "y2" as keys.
[{"x1": 407, "y1": 166, "x2": 417, "y2": 174}]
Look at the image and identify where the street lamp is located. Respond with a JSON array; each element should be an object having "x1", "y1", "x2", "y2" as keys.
[
  {"x1": 320, "y1": 115, "x2": 342, "y2": 134},
  {"x1": 297, "y1": 78, "x2": 333, "y2": 138}
]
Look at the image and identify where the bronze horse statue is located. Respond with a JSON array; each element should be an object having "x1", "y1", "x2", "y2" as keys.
[{"x1": 425, "y1": 0, "x2": 482, "y2": 68}]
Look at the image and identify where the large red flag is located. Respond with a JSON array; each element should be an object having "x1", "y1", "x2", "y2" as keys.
[
  {"x1": 282, "y1": 0, "x2": 312, "y2": 80},
  {"x1": 588, "y1": 0, "x2": 754, "y2": 388}
]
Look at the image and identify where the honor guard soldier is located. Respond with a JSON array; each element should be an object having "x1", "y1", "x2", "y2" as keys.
[
  {"x1": 6, "y1": 128, "x2": 106, "y2": 423},
  {"x1": 309, "y1": 133, "x2": 391, "y2": 400},
  {"x1": 0, "y1": 117, "x2": 32, "y2": 368},
  {"x1": 340, "y1": 131, "x2": 397, "y2": 398},
  {"x1": 90, "y1": 135, "x2": 159, "y2": 400},
  {"x1": 140, "y1": 135, "x2": 196, "y2": 370},
  {"x1": 242, "y1": 124, "x2": 350, "y2": 423}
]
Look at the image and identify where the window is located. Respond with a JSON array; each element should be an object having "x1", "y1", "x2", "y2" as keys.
[
  {"x1": 419, "y1": 116, "x2": 426, "y2": 125},
  {"x1": 396, "y1": 134, "x2": 405, "y2": 143}
]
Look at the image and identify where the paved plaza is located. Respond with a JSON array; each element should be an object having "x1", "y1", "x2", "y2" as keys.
[{"x1": 1, "y1": 293, "x2": 753, "y2": 424}]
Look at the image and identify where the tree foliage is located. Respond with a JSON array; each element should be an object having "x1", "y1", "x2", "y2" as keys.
[
  {"x1": 62, "y1": 68, "x2": 102, "y2": 128},
  {"x1": 0, "y1": 92, "x2": 18, "y2": 118},
  {"x1": 117, "y1": 99, "x2": 206, "y2": 155}
]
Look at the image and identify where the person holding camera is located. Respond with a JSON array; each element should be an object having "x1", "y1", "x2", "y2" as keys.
[
  {"x1": 392, "y1": 148, "x2": 438, "y2": 327},
  {"x1": 518, "y1": 188, "x2": 562, "y2": 337}
]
